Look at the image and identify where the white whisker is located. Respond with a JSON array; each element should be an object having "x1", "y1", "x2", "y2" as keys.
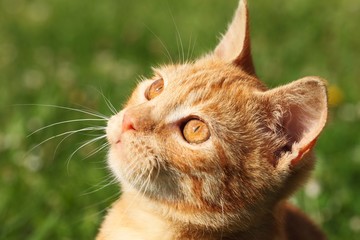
[
  {"x1": 28, "y1": 118, "x2": 107, "y2": 137},
  {"x1": 73, "y1": 103, "x2": 111, "y2": 120},
  {"x1": 29, "y1": 126, "x2": 105, "y2": 153},
  {"x1": 188, "y1": 34, "x2": 197, "y2": 59},
  {"x1": 122, "y1": 161, "x2": 140, "y2": 179},
  {"x1": 84, "y1": 190, "x2": 120, "y2": 214},
  {"x1": 167, "y1": 5, "x2": 184, "y2": 63},
  {"x1": 96, "y1": 89, "x2": 119, "y2": 115},
  {"x1": 144, "y1": 24, "x2": 174, "y2": 64},
  {"x1": 17, "y1": 104, "x2": 109, "y2": 120},
  {"x1": 52, "y1": 128, "x2": 89, "y2": 161},
  {"x1": 66, "y1": 135, "x2": 107, "y2": 169},
  {"x1": 83, "y1": 142, "x2": 109, "y2": 160},
  {"x1": 186, "y1": 33, "x2": 192, "y2": 62},
  {"x1": 118, "y1": 167, "x2": 149, "y2": 216},
  {"x1": 81, "y1": 175, "x2": 118, "y2": 196},
  {"x1": 104, "y1": 97, "x2": 118, "y2": 115},
  {"x1": 190, "y1": 35, "x2": 197, "y2": 60},
  {"x1": 154, "y1": 159, "x2": 161, "y2": 182}
]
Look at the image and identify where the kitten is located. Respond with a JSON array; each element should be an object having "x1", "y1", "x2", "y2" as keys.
[{"x1": 97, "y1": 0, "x2": 328, "y2": 239}]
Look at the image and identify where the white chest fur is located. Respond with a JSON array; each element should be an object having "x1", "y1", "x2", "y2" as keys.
[{"x1": 97, "y1": 195, "x2": 174, "y2": 240}]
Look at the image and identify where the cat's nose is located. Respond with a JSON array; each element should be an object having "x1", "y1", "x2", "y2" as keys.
[
  {"x1": 121, "y1": 113, "x2": 136, "y2": 133},
  {"x1": 121, "y1": 106, "x2": 155, "y2": 133}
]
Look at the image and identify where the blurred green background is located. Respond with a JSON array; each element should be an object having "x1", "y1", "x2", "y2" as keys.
[{"x1": 1, "y1": 0, "x2": 359, "y2": 239}]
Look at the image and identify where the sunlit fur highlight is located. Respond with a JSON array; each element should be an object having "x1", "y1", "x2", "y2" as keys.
[{"x1": 97, "y1": 0, "x2": 327, "y2": 239}]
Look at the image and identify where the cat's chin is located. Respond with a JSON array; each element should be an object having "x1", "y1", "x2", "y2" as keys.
[{"x1": 107, "y1": 146, "x2": 126, "y2": 179}]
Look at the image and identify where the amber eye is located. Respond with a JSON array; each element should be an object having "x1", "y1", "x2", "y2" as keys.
[
  {"x1": 145, "y1": 78, "x2": 164, "y2": 100},
  {"x1": 183, "y1": 119, "x2": 210, "y2": 144}
]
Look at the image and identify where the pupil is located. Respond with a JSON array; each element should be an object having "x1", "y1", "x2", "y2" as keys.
[{"x1": 194, "y1": 125, "x2": 200, "y2": 132}]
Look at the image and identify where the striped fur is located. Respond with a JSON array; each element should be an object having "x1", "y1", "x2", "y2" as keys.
[{"x1": 97, "y1": 1, "x2": 327, "y2": 239}]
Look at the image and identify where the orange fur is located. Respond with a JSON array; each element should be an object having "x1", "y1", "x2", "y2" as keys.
[{"x1": 97, "y1": 0, "x2": 328, "y2": 239}]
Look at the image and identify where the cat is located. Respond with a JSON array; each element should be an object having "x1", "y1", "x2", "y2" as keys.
[{"x1": 96, "y1": 0, "x2": 328, "y2": 239}]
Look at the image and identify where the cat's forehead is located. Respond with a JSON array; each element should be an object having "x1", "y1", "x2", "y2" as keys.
[
  {"x1": 154, "y1": 57, "x2": 265, "y2": 90},
  {"x1": 145, "y1": 57, "x2": 267, "y2": 124}
]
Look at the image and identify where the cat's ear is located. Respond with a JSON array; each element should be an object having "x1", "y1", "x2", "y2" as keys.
[
  {"x1": 262, "y1": 77, "x2": 328, "y2": 169},
  {"x1": 214, "y1": 0, "x2": 255, "y2": 75}
]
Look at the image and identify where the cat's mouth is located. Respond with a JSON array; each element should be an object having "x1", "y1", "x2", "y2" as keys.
[{"x1": 115, "y1": 138, "x2": 126, "y2": 151}]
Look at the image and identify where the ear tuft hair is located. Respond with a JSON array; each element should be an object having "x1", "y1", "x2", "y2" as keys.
[
  {"x1": 262, "y1": 77, "x2": 328, "y2": 169},
  {"x1": 214, "y1": 0, "x2": 255, "y2": 75}
]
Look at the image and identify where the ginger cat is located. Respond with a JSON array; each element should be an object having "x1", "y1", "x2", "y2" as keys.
[{"x1": 97, "y1": 0, "x2": 328, "y2": 239}]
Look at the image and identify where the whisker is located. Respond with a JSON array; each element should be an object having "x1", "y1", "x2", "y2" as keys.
[
  {"x1": 134, "y1": 168, "x2": 151, "y2": 198},
  {"x1": 81, "y1": 175, "x2": 118, "y2": 196},
  {"x1": 52, "y1": 128, "x2": 91, "y2": 161},
  {"x1": 190, "y1": 35, "x2": 197, "y2": 60},
  {"x1": 72, "y1": 103, "x2": 110, "y2": 120},
  {"x1": 104, "y1": 96, "x2": 118, "y2": 115},
  {"x1": 111, "y1": 163, "x2": 157, "y2": 227},
  {"x1": 144, "y1": 24, "x2": 174, "y2": 64},
  {"x1": 155, "y1": 159, "x2": 161, "y2": 182},
  {"x1": 83, "y1": 190, "x2": 120, "y2": 213},
  {"x1": 28, "y1": 126, "x2": 105, "y2": 153},
  {"x1": 143, "y1": 166, "x2": 154, "y2": 197},
  {"x1": 96, "y1": 88, "x2": 118, "y2": 115},
  {"x1": 82, "y1": 141, "x2": 109, "y2": 160},
  {"x1": 122, "y1": 160, "x2": 139, "y2": 179},
  {"x1": 28, "y1": 118, "x2": 107, "y2": 137},
  {"x1": 190, "y1": 35, "x2": 198, "y2": 61},
  {"x1": 167, "y1": 5, "x2": 184, "y2": 63},
  {"x1": 129, "y1": 165, "x2": 147, "y2": 188},
  {"x1": 186, "y1": 33, "x2": 192, "y2": 62},
  {"x1": 66, "y1": 135, "x2": 107, "y2": 170},
  {"x1": 17, "y1": 104, "x2": 109, "y2": 120}
]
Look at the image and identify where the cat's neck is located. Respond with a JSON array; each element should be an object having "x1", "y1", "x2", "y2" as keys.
[
  {"x1": 105, "y1": 191, "x2": 286, "y2": 240},
  {"x1": 172, "y1": 212, "x2": 284, "y2": 240}
]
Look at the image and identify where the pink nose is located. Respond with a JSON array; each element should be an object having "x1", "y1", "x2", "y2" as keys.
[{"x1": 121, "y1": 113, "x2": 136, "y2": 133}]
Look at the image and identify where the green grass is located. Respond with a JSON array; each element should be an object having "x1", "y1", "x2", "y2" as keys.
[{"x1": 1, "y1": 0, "x2": 359, "y2": 239}]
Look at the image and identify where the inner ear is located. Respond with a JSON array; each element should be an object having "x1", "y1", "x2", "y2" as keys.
[
  {"x1": 214, "y1": 0, "x2": 255, "y2": 75},
  {"x1": 263, "y1": 77, "x2": 328, "y2": 168}
]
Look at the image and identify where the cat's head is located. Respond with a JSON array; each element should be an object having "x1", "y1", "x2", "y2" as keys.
[{"x1": 106, "y1": 0, "x2": 327, "y2": 230}]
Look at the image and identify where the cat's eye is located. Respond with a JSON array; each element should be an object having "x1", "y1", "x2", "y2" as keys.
[
  {"x1": 183, "y1": 119, "x2": 210, "y2": 144},
  {"x1": 145, "y1": 78, "x2": 164, "y2": 100}
]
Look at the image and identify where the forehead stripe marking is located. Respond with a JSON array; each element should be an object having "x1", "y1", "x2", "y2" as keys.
[{"x1": 165, "y1": 105, "x2": 203, "y2": 124}]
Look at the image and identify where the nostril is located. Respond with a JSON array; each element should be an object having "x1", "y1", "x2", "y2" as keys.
[{"x1": 122, "y1": 113, "x2": 136, "y2": 133}]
